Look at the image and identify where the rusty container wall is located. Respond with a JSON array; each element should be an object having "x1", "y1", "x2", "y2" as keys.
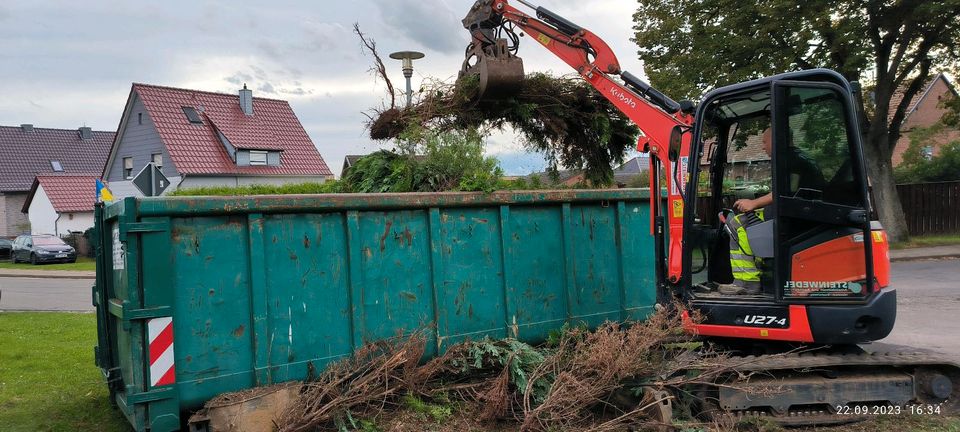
[{"x1": 92, "y1": 190, "x2": 657, "y2": 432}]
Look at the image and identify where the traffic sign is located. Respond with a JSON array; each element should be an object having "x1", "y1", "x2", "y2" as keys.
[{"x1": 132, "y1": 162, "x2": 170, "y2": 197}]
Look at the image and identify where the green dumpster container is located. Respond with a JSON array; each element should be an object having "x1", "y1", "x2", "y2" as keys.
[{"x1": 92, "y1": 189, "x2": 657, "y2": 431}]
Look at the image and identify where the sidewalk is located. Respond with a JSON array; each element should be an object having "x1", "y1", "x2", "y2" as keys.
[
  {"x1": 889, "y1": 244, "x2": 960, "y2": 262},
  {"x1": 0, "y1": 268, "x2": 95, "y2": 279}
]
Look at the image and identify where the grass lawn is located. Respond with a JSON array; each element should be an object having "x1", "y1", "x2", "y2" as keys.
[
  {"x1": 0, "y1": 256, "x2": 96, "y2": 271},
  {"x1": 891, "y1": 233, "x2": 960, "y2": 250},
  {"x1": 0, "y1": 312, "x2": 129, "y2": 432}
]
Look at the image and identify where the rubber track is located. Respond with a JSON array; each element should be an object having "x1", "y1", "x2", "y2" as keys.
[
  {"x1": 721, "y1": 348, "x2": 960, "y2": 372},
  {"x1": 706, "y1": 347, "x2": 960, "y2": 426}
]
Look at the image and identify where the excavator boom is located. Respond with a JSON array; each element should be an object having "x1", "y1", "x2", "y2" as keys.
[{"x1": 461, "y1": 0, "x2": 693, "y2": 285}]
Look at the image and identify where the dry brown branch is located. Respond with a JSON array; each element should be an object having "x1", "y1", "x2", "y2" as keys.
[
  {"x1": 277, "y1": 333, "x2": 431, "y2": 432},
  {"x1": 354, "y1": 23, "x2": 395, "y2": 109}
]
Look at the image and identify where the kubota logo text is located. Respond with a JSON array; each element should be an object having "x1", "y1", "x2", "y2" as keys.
[{"x1": 610, "y1": 88, "x2": 637, "y2": 109}]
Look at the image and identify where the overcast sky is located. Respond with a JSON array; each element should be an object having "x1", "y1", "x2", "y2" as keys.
[{"x1": 0, "y1": 0, "x2": 644, "y2": 176}]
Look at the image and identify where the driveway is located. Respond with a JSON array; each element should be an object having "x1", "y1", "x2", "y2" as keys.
[
  {"x1": 0, "y1": 277, "x2": 93, "y2": 311},
  {"x1": 875, "y1": 257, "x2": 960, "y2": 357}
]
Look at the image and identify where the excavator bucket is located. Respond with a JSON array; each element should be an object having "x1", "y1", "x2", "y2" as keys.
[{"x1": 460, "y1": 39, "x2": 525, "y2": 99}]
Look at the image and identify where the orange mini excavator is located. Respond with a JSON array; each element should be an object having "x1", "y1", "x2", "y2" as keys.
[{"x1": 460, "y1": 0, "x2": 957, "y2": 423}]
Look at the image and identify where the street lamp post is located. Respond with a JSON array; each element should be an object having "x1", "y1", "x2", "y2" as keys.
[{"x1": 389, "y1": 51, "x2": 425, "y2": 107}]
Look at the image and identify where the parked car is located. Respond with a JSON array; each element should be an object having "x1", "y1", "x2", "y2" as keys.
[
  {"x1": 0, "y1": 238, "x2": 12, "y2": 260},
  {"x1": 11, "y1": 234, "x2": 77, "y2": 264}
]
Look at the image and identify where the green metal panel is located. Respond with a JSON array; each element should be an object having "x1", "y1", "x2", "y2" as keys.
[{"x1": 92, "y1": 189, "x2": 657, "y2": 432}]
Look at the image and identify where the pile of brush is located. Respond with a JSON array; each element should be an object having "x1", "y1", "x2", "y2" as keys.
[{"x1": 271, "y1": 308, "x2": 738, "y2": 432}]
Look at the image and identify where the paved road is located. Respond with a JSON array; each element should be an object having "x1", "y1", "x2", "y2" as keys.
[
  {"x1": 0, "y1": 260, "x2": 957, "y2": 357},
  {"x1": 0, "y1": 277, "x2": 93, "y2": 311},
  {"x1": 877, "y1": 258, "x2": 960, "y2": 358}
]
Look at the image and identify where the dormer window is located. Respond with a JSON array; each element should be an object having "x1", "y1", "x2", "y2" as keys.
[
  {"x1": 50, "y1": 160, "x2": 63, "y2": 172},
  {"x1": 249, "y1": 150, "x2": 268, "y2": 166},
  {"x1": 182, "y1": 106, "x2": 203, "y2": 125},
  {"x1": 235, "y1": 149, "x2": 280, "y2": 166}
]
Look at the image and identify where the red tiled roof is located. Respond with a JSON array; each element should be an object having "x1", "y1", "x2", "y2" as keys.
[
  {"x1": 131, "y1": 83, "x2": 332, "y2": 176},
  {"x1": 0, "y1": 126, "x2": 113, "y2": 192},
  {"x1": 26, "y1": 174, "x2": 99, "y2": 213},
  {"x1": 886, "y1": 74, "x2": 958, "y2": 123}
]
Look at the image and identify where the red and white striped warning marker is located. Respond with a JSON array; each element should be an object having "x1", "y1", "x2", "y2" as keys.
[{"x1": 148, "y1": 317, "x2": 175, "y2": 387}]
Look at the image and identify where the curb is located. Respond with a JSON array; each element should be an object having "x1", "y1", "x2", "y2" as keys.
[{"x1": 889, "y1": 253, "x2": 960, "y2": 263}]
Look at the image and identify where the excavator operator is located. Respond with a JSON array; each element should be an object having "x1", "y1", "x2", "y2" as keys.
[{"x1": 719, "y1": 127, "x2": 827, "y2": 295}]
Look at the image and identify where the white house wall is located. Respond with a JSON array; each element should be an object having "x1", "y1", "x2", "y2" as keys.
[
  {"x1": 28, "y1": 184, "x2": 57, "y2": 235},
  {"x1": 27, "y1": 184, "x2": 95, "y2": 236},
  {"x1": 57, "y1": 212, "x2": 94, "y2": 235}
]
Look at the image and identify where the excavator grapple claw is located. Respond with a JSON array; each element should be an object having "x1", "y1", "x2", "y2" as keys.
[
  {"x1": 460, "y1": 39, "x2": 525, "y2": 99},
  {"x1": 460, "y1": 0, "x2": 524, "y2": 99}
]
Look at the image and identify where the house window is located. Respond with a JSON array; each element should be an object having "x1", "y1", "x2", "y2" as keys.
[
  {"x1": 152, "y1": 153, "x2": 163, "y2": 170},
  {"x1": 138, "y1": 113, "x2": 143, "y2": 125},
  {"x1": 123, "y1": 157, "x2": 134, "y2": 179},
  {"x1": 923, "y1": 145, "x2": 934, "y2": 160},
  {"x1": 182, "y1": 106, "x2": 203, "y2": 125},
  {"x1": 50, "y1": 160, "x2": 63, "y2": 172},
  {"x1": 249, "y1": 150, "x2": 268, "y2": 166}
]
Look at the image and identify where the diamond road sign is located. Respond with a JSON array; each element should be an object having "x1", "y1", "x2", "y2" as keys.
[{"x1": 132, "y1": 162, "x2": 170, "y2": 197}]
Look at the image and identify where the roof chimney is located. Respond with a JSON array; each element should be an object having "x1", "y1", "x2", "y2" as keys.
[
  {"x1": 78, "y1": 126, "x2": 92, "y2": 140},
  {"x1": 239, "y1": 83, "x2": 253, "y2": 116},
  {"x1": 20, "y1": 124, "x2": 33, "y2": 133}
]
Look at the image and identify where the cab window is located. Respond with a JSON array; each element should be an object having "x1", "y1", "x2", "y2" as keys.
[{"x1": 779, "y1": 86, "x2": 863, "y2": 207}]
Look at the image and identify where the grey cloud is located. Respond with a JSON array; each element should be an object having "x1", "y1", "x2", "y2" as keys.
[
  {"x1": 377, "y1": 0, "x2": 465, "y2": 54},
  {"x1": 280, "y1": 87, "x2": 309, "y2": 96},
  {"x1": 255, "y1": 40, "x2": 284, "y2": 60},
  {"x1": 250, "y1": 65, "x2": 268, "y2": 80},
  {"x1": 258, "y1": 82, "x2": 277, "y2": 94},
  {"x1": 225, "y1": 72, "x2": 254, "y2": 86},
  {"x1": 304, "y1": 21, "x2": 350, "y2": 52}
]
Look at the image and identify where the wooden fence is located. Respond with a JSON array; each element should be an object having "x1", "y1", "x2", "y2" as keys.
[{"x1": 897, "y1": 181, "x2": 960, "y2": 236}]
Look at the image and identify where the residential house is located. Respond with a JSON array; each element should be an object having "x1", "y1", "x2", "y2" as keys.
[
  {"x1": 0, "y1": 124, "x2": 113, "y2": 236},
  {"x1": 613, "y1": 155, "x2": 649, "y2": 187},
  {"x1": 341, "y1": 154, "x2": 364, "y2": 178},
  {"x1": 890, "y1": 73, "x2": 959, "y2": 166},
  {"x1": 711, "y1": 134, "x2": 770, "y2": 184},
  {"x1": 524, "y1": 155, "x2": 650, "y2": 188},
  {"x1": 103, "y1": 83, "x2": 333, "y2": 198},
  {"x1": 23, "y1": 174, "x2": 99, "y2": 236}
]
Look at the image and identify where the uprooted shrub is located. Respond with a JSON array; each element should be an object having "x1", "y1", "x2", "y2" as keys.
[
  {"x1": 267, "y1": 305, "x2": 745, "y2": 432},
  {"x1": 368, "y1": 74, "x2": 640, "y2": 186}
]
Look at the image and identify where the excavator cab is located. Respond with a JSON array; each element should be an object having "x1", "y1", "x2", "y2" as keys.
[{"x1": 682, "y1": 70, "x2": 895, "y2": 345}]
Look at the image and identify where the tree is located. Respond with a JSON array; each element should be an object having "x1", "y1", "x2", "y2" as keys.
[{"x1": 633, "y1": 0, "x2": 960, "y2": 241}]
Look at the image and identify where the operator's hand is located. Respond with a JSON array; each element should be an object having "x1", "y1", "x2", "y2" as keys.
[{"x1": 734, "y1": 199, "x2": 757, "y2": 213}]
